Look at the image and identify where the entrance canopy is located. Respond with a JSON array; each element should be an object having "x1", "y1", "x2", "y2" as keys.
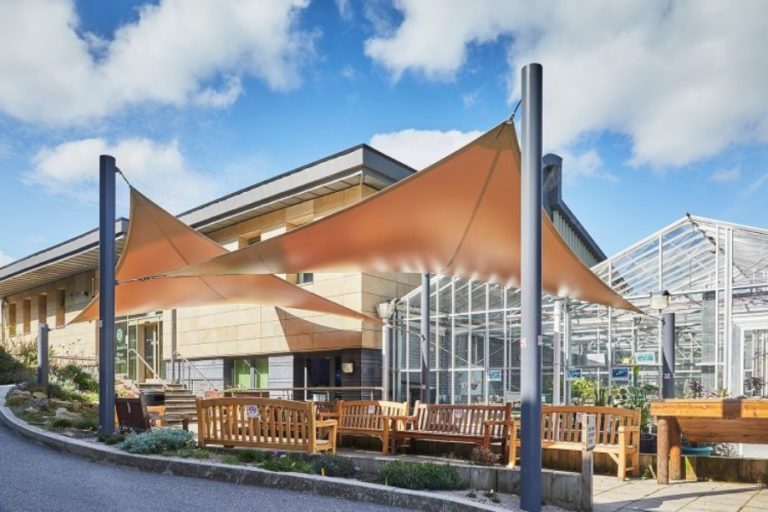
[
  {"x1": 168, "y1": 122, "x2": 639, "y2": 313},
  {"x1": 71, "y1": 188, "x2": 376, "y2": 324}
]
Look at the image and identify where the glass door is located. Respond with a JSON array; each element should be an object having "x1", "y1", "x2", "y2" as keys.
[{"x1": 140, "y1": 322, "x2": 163, "y2": 381}]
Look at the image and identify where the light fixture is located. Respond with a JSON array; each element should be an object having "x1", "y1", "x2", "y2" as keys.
[
  {"x1": 650, "y1": 290, "x2": 671, "y2": 310},
  {"x1": 376, "y1": 300, "x2": 398, "y2": 321},
  {"x1": 341, "y1": 361, "x2": 355, "y2": 374}
]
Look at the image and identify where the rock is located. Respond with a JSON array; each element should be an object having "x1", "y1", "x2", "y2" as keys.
[
  {"x1": 55, "y1": 408, "x2": 82, "y2": 422},
  {"x1": 24, "y1": 406, "x2": 38, "y2": 414},
  {"x1": 5, "y1": 389, "x2": 32, "y2": 406},
  {"x1": 32, "y1": 391, "x2": 47, "y2": 400}
]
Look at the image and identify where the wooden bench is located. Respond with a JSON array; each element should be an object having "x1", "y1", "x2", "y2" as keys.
[
  {"x1": 115, "y1": 394, "x2": 168, "y2": 433},
  {"x1": 196, "y1": 397, "x2": 337, "y2": 454},
  {"x1": 390, "y1": 402, "x2": 515, "y2": 464},
  {"x1": 509, "y1": 405, "x2": 640, "y2": 479},
  {"x1": 320, "y1": 400, "x2": 407, "y2": 453}
]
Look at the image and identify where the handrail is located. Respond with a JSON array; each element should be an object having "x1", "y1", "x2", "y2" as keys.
[
  {"x1": 222, "y1": 386, "x2": 384, "y2": 400},
  {"x1": 127, "y1": 348, "x2": 169, "y2": 390},
  {"x1": 174, "y1": 352, "x2": 218, "y2": 392}
]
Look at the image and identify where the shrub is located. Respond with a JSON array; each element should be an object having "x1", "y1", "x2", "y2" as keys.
[
  {"x1": 0, "y1": 347, "x2": 32, "y2": 385},
  {"x1": 98, "y1": 433, "x2": 125, "y2": 445},
  {"x1": 51, "y1": 418, "x2": 74, "y2": 429},
  {"x1": 220, "y1": 454, "x2": 243, "y2": 465},
  {"x1": 175, "y1": 448, "x2": 210, "y2": 459},
  {"x1": 379, "y1": 461, "x2": 464, "y2": 490},
  {"x1": 469, "y1": 447, "x2": 500, "y2": 466},
  {"x1": 118, "y1": 428, "x2": 193, "y2": 455},
  {"x1": 48, "y1": 381, "x2": 82, "y2": 402},
  {"x1": 313, "y1": 454, "x2": 356, "y2": 478},
  {"x1": 54, "y1": 364, "x2": 98, "y2": 392},
  {"x1": 262, "y1": 454, "x2": 314, "y2": 474},
  {"x1": 235, "y1": 449, "x2": 270, "y2": 464},
  {"x1": 74, "y1": 410, "x2": 99, "y2": 431}
]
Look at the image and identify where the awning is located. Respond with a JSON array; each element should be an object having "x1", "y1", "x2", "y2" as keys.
[
  {"x1": 71, "y1": 189, "x2": 377, "y2": 323},
  {"x1": 167, "y1": 122, "x2": 639, "y2": 313}
]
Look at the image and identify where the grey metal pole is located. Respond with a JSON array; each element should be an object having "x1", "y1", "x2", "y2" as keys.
[
  {"x1": 37, "y1": 323, "x2": 49, "y2": 391},
  {"x1": 382, "y1": 320, "x2": 392, "y2": 400},
  {"x1": 171, "y1": 309, "x2": 177, "y2": 383},
  {"x1": 420, "y1": 273, "x2": 431, "y2": 404},
  {"x1": 520, "y1": 62, "x2": 543, "y2": 512},
  {"x1": 662, "y1": 312, "x2": 676, "y2": 398},
  {"x1": 98, "y1": 154, "x2": 117, "y2": 436}
]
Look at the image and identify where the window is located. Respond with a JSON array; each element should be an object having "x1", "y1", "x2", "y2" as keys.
[
  {"x1": 38, "y1": 295, "x2": 47, "y2": 326},
  {"x1": 22, "y1": 299, "x2": 31, "y2": 335},
  {"x1": 55, "y1": 289, "x2": 66, "y2": 327},
  {"x1": 297, "y1": 273, "x2": 314, "y2": 284},
  {"x1": 239, "y1": 232, "x2": 261, "y2": 249},
  {"x1": 7, "y1": 303, "x2": 16, "y2": 337}
]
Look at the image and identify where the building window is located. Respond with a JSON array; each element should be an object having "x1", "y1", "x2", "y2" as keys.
[
  {"x1": 56, "y1": 289, "x2": 66, "y2": 327},
  {"x1": 297, "y1": 273, "x2": 314, "y2": 285},
  {"x1": 8, "y1": 303, "x2": 16, "y2": 337},
  {"x1": 239, "y1": 232, "x2": 261, "y2": 249},
  {"x1": 22, "y1": 299, "x2": 31, "y2": 335},
  {"x1": 38, "y1": 295, "x2": 47, "y2": 326}
]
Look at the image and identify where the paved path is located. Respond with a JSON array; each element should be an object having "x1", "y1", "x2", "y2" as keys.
[
  {"x1": 0, "y1": 422, "x2": 408, "y2": 512},
  {"x1": 593, "y1": 475, "x2": 768, "y2": 512}
]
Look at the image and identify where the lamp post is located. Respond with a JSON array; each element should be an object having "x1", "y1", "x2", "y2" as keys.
[
  {"x1": 520, "y1": 62, "x2": 543, "y2": 512},
  {"x1": 98, "y1": 155, "x2": 117, "y2": 436},
  {"x1": 377, "y1": 299, "x2": 398, "y2": 401}
]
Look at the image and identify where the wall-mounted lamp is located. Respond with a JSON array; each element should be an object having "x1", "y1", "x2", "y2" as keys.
[
  {"x1": 341, "y1": 361, "x2": 355, "y2": 374},
  {"x1": 650, "y1": 290, "x2": 671, "y2": 310},
  {"x1": 376, "y1": 300, "x2": 398, "y2": 322}
]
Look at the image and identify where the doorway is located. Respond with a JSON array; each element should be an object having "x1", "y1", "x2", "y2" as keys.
[{"x1": 139, "y1": 321, "x2": 163, "y2": 382}]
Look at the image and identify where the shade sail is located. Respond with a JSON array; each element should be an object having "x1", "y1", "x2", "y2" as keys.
[
  {"x1": 71, "y1": 188, "x2": 377, "y2": 324},
  {"x1": 168, "y1": 121, "x2": 639, "y2": 313}
]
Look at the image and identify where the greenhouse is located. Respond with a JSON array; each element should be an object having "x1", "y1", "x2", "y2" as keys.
[{"x1": 391, "y1": 215, "x2": 768, "y2": 404}]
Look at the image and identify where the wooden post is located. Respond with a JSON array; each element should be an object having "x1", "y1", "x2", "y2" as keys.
[
  {"x1": 669, "y1": 418, "x2": 682, "y2": 480},
  {"x1": 657, "y1": 416, "x2": 669, "y2": 484}
]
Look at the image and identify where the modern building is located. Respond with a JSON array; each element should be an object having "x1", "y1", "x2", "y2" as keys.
[
  {"x1": 392, "y1": 213, "x2": 768, "y2": 404},
  {"x1": 0, "y1": 144, "x2": 420, "y2": 396}
]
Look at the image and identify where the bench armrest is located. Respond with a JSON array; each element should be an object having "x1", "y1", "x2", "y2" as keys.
[
  {"x1": 316, "y1": 419, "x2": 338, "y2": 428},
  {"x1": 388, "y1": 415, "x2": 416, "y2": 423}
]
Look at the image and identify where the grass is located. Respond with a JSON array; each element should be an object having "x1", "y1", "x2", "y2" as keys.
[
  {"x1": 261, "y1": 454, "x2": 314, "y2": 474},
  {"x1": 220, "y1": 454, "x2": 244, "y2": 466}
]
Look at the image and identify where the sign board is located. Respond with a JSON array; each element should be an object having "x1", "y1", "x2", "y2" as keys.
[
  {"x1": 585, "y1": 353, "x2": 606, "y2": 367},
  {"x1": 566, "y1": 369, "x2": 582, "y2": 380},
  {"x1": 611, "y1": 367, "x2": 630, "y2": 382},
  {"x1": 582, "y1": 414, "x2": 596, "y2": 452},
  {"x1": 246, "y1": 405, "x2": 260, "y2": 419},
  {"x1": 488, "y1": 369, "x2": 502, "y2": 382},
  {"x1": 635, "y1": 352, "x2": 657, "y2": 365},
  {"x1": 116, "y1": 328, "x2": 124, "y2": 342},
  {"x1": 504, "y1": 391, "x2": 520, "y2": 404}
]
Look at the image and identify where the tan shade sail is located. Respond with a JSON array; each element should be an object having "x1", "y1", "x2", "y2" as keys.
[
  {"x1": 71, "y1": 188, "x2": 377, "y2": 324},
  {"x1": 169, "y1": 122, "x2": 639, "y2": 313}
]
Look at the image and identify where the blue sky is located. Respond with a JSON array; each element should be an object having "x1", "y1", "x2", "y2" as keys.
[{"x1": 1, "y1": 0, "x2": 767, "y2": 266}]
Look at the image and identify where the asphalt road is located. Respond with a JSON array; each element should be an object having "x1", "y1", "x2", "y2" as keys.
[{"x1": 0, "y1": 423, "x2": 410, "y2": 512}]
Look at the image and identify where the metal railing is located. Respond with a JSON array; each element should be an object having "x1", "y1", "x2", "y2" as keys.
[
  {"x1": 221, "y1": 386, "x2": 384, "y2": 401},
  {"x1": 127, "y1": 348, "x2": 169, "y2": 390},
  {"x1": 174, "y1": 352, "x2": 218, "y2": 392}
]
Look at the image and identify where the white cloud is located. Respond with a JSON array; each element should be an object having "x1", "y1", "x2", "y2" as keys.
[
  {"x1": 369, "y1": 128, "x2": 482, "y2": 169},
  {"x1": 558, "y1": 148, "x2": 617, "y2": 184},
  {"x1": 710, "y1": 167, "x2": 741, "y2": 183},
  {"x1": 335, "y1": 0, "x2": 353, "y2": 21},
  {"x1": 461, "y1": 90, "x2": 480, "y2": 108},
  {"x1": 28, "y1": 137, "x2": 223, "y2": 213},
  {"x1": 0, "y1": 250, "x2": 14, "y2": 267},
  {"x1": 0, "y1": 0, "x2": 313, "y2": 125},
  {"x1": 364, "y1": 0, "x2": 768, "y2": 169}
]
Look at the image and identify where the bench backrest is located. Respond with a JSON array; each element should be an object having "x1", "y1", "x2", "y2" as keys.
[
  {"x1": 413, "y1": 402, "x2": 512, "y2": 437},
  {"x1": 197, "y1": 397, "x2": 317, "y2": 450},
  {"x1": 115, "y1": 395, "x2": 151, "y2": 433},
  {"x1": 541, "y1": 405, "x2": 640, "y2": 446},
  {"x1": 337, "y1": 400, "x2": 407, "y2": 430}
]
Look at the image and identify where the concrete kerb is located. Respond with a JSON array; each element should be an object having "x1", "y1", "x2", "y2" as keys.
[{"x1": 0, "y1": 386, "x2": 581, "y2": 510}]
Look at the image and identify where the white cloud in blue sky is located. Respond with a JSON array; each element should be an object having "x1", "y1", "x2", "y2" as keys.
[{"x1": 1, "y1": 0, "x2": 768, "y2": 262}]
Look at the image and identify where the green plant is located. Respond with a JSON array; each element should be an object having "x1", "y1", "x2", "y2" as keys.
[
  {"x1": 262, "y1": 454, "x2": 314, "y2": 474},
  {"x1": 484, "y1": 489, "x2": 501, "y2": 504},
  {"x1": 571, "y1": 378, "x2": 596, "y2": 404},
  {"x1": 98, "y1": 433, "x2": 125, "y2": 445},
  {"x1": 73, "y1": 410, "x2": 99, "y2": 431},
  {"x1": 220, "y1": 454, "x2": 244, "y2": 465},
  {"x1": 0, "y1": 347, "x2": 33, "y2": 385},
  {"x1": 53, "y1": 364, "x2": 98, "y2": 392},
  {"x1": 174, "y1": 448, "x2": 210, "y2": 459},
  {"x1": 51, "y1": 418, "x2": 74, "y2": 429},
  {"x1": 234, "y1": 449, "x2": 270, "y2": 463},
  {"x1": 594, "y1": 385, "x2": 612, "y2": 406},
  {"x1": 469, "y1": 446, "x2": 500, "y2": 466},
  {"x1": 379, "y1": 461, "x2": 464, "y2": 491},
  {"x1": 313, "y1": 453, "x2": 356, "y2": 477},
  {"x1": 611, "y1": 382, "x2": 658, "y2": 432},
  {"x1": 118, "y1": 428, "x2": 194, "y2": 454}
]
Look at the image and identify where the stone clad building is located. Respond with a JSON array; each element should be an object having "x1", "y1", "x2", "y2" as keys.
[{"x1": 0, "y1": 145, "x2": 419, "y2": 396}]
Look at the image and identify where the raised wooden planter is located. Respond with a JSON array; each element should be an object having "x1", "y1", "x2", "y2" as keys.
[{"x1": 650, "y1": 398, "x2": 768, "y2": 484}]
